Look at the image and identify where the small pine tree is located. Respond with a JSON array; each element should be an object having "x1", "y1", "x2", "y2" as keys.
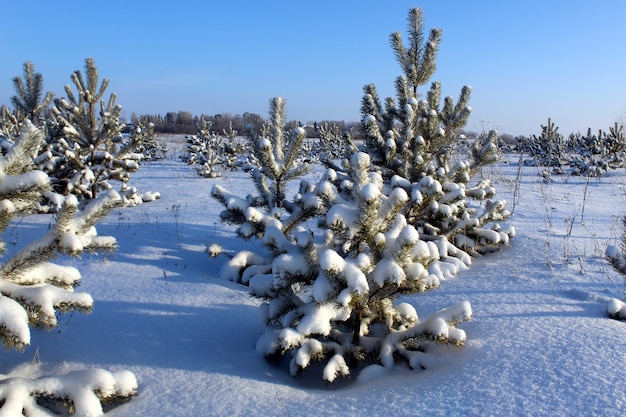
[
  {"x1": 251, "y1": 152, "x2": 473, "y2": 382},
  {"x1": 359, "y1": 8, "x2": 512, "y2": 256},
  {"x1": 520, "y1": 118, "x2": 566, "y2": 173},
  {"x1": 315, "y1": 122, "x2": 354, "y2": 160},
  {"x1": 186, "y1": 118, "x2": 225, "y2": 178},
  {"x1": 0, "y1": 122, "x2": 136, "y2": 414},
  {"x1": 42, "y1": 58, "x2": 143, "y2": 200},
  {"x1": 10, "y1": 62, "x2": 55, "y2": 124},
  {"x1": 211, "y1": 97, "x2": 310, "y2": 241},
  {"x1": 131, "y1": 120, "x2": 168, "y2": 161},
  {"x1": 0, "y1": 122, "x2": 121, "y2": 349},
  {"x1": 215, "y1": 8, "x2": 511, "y2": 382}
]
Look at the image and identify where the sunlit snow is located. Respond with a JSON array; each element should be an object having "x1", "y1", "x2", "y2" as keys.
[{"x1": 2, "y1": 145, "x2": 626, "y2": 416}]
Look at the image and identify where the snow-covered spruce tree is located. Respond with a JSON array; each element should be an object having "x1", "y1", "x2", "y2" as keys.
[
  {"x1": 40, "y1": 58, "x2": 144, "y2": 202},
  {"x1": 211, "y1": 97, "x2": 310, "y2": 243},
  {"x1": 0, "y1": 122, "x2": 137, "y2": 414},
  {"x1": 359, "y1": 8, "x2": 512, "y2": 256},
  {"x1": 249, "y1": 152, "x2": 472, "y2": 382}
]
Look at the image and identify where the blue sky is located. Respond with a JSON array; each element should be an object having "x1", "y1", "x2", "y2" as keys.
[{"x1": 2, "y1": 1, "x2": 625, "y2": 136}]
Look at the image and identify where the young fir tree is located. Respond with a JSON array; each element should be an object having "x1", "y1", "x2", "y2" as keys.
[
  {"x1": 10, "y1": 62, "x2": 55, "y2": 124},
  {"x1": 0, "y1": 122, "x2": 137, "y2": 414},
  {"x1": 40, "y1": 58, "x2": 144, "y2": 202}
]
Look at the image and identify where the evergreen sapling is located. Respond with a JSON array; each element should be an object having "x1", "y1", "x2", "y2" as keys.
[
  {"x1": 0, "y1": 122, "x2": 137, "y2": 414},
  {"x1": 251, "y1": 152, "x2": 473, "y2": 382},
  {"x1": 213, "y1": 8, "x2": 513, "y2": 383},
  {"x1": 359, "y1": 9, "x2": 514, "y2": 256},
  {"x1": 211, "y1": 97, "x2": 310, "y2": 243},
  {"x1": 39, "y1": 58, "x2": 151, "y2": 205}
]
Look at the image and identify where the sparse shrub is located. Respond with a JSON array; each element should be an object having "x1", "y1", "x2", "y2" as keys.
[{"x1": 606, "y1": 216, "x2": 626, "y2": 320}]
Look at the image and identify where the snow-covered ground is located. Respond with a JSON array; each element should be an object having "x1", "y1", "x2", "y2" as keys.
[{"x1": 2, "y1": 141, "x2": 626, "y2": 416}]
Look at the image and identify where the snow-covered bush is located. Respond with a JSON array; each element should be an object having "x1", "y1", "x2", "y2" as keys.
[
  {"x1": 38, "y1": 58, "x2": 149, "y2": 204},
  {"x1": 0, "y1": 122, "x2": 137, "y2": 414}
]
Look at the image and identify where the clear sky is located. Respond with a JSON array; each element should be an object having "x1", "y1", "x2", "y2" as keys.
[{"x1": 2, "y1": 0, "x2": 625, "y2": 136}]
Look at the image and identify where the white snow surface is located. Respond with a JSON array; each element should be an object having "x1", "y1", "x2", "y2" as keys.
[{"x1": 2, "y1": 151, "x2": 626, "y2": 416}]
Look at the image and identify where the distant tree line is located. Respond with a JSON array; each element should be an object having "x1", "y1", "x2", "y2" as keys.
[{"x1": 131, "y1": 110, "x2": 359, "y2": 138}]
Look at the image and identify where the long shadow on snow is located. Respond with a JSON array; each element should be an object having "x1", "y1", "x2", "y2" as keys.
[
  {"x1": 18, "y1": 298, "x2": 291, "y2": 384},
  {"x1": 94, "y1": 219, "x2": 259, "y2": 284}
]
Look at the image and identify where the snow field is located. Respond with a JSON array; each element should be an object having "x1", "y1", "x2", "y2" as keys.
[{"x1": 2, "y1": 148, "x2": 626, "y2": 416}]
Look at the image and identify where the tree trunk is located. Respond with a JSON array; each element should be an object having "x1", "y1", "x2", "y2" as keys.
[{"x1": 352, "y1": 309, "x2": 362, "y2": 345}]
